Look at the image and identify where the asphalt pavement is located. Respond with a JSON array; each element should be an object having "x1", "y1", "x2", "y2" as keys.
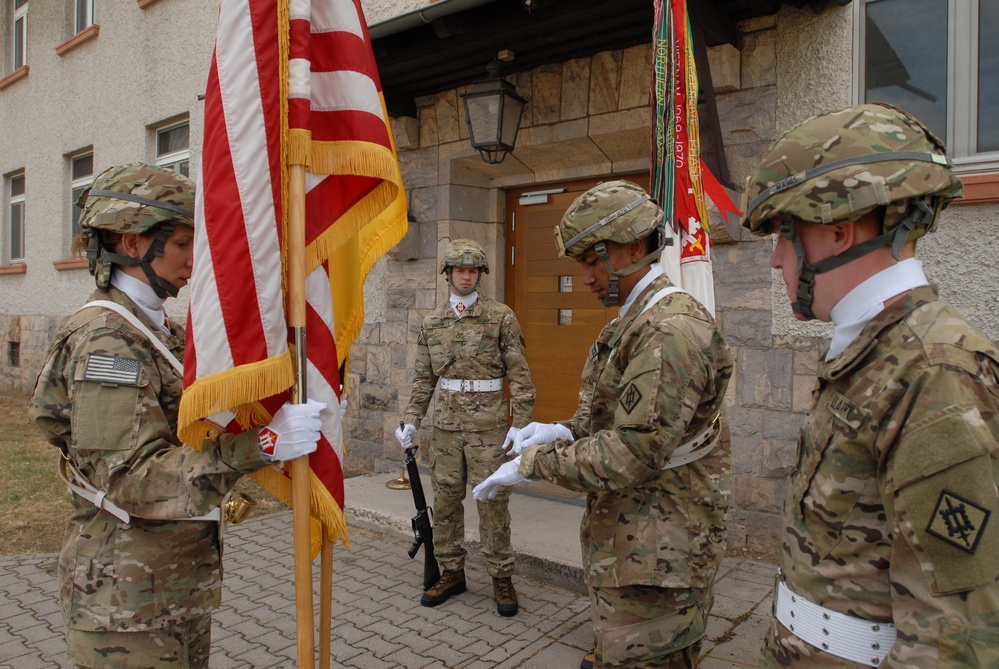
[{"x1": 0, "y1": 471, "x2": 774, "y2": 668}]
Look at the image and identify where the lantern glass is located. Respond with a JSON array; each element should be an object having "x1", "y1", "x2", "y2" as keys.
[{"x1": 461, "y1": 79, "x2": 525, "y2": 164}]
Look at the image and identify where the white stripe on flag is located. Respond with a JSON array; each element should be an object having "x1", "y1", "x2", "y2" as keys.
[{"x1": 310, "y1": 70, "x2": 384, "y2": 119}]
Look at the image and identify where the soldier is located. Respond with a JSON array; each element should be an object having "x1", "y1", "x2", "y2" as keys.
[
  {"x1": 29, "y1": 163, "x2": 324, "y2": 669},
  {"x1": 475, "y1": 180, "x2": 733, "y2": 668},
  {"x1": 740, "y1": 103, "x2": 999, "y2": 667},
  {"x1": 395, "y1": 238, "x2": 535, "y2": 616}
]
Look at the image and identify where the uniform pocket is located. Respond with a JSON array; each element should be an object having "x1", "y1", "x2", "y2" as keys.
[
  {"x1": 792, "y1": 405, "x2": 877, "y2": 559},
  {"x1": 891, "y1": 405, "x2": 999, "y2": 595},
  {"x1": 72, "y1": 362, "x2": 148, "y2": 453},
  {"x1": 613, "y1": 347, "x2": 661, "y2": 430}
]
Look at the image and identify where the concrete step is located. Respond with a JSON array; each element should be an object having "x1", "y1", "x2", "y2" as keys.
[{"x1": 345, "y1": 470, "x2": 587, "y2": 592}]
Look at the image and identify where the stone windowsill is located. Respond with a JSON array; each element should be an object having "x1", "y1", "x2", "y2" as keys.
[
  {"x1": 0, "y1": 66, "x2": 29, "y2": 91},
  {"x1": 138, "y1": 0, "x2": 162, "y2": 7},
  {"x1": 55, "y1": 24, "x2": 100, "y2": 57},
  {"x1": 0, "y1": 264, "x2": 27, "y2": 275},
  {"x1": 53, "y1": 258, "x2": 88, "y2": 271}
]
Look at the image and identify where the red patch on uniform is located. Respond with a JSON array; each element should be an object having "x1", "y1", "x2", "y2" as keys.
[{"x1": 259, "y1": 426, "x2": 279, "y2": 455}]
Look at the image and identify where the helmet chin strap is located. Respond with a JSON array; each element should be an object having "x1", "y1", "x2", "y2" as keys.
[
  {"x1": 87, "y1": 223, "x2": 181, "y2": 299},
  {"x1": 781, "y1": 199, "x2": 934, "y2": 320},
  {"x1": 592, "y1": 240, "x2": 661, "y2": 307}
]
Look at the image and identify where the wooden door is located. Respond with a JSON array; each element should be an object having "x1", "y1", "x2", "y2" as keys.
[{"x1": 505, "y1": 175, "x2": 649, "y2": 423}]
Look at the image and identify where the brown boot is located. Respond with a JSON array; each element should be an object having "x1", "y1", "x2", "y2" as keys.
[
  {"x1": 421, "y1": 569, "x2": 466, "y2": 607},
  {"x1": 492, "y1": 576, "x2": 518, "y2": 617},
  {"x1": 580, "y1": 649, "x2": 595, "y2": 669}
]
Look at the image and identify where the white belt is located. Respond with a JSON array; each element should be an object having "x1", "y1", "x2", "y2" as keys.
[
  {"x1": 663, "y1": 416, "x2": 720, "y2": 470},
  {"x1": 439, "y1": 377, "x2": 503, "y2": 392},
  {"x1": 775, "y1": 575, "x2": 896, "y2": 667},
  {"x1": 59, "y1": 455, "x2": 222, "y2": 524}
]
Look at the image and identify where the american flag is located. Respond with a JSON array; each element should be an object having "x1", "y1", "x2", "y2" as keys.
[
  {"x1": 84, "y1": 353, "x2": 141, "y2": 385},
  {"x1": 178, "y1": 0, "x2": 407, "y2": 550}
]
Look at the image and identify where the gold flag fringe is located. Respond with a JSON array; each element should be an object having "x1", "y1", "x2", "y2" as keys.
[
  {"x1": 177, "y1": 351, "x2": 295, "y2": 449},
  {"x1": 250, "y1": 463, "x2": 350, "y2": 555}
]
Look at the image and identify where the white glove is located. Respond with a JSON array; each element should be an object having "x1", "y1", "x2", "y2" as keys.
[
  {"x1": 395, "y1": 423, "x2": 417, "y2": 451},
  {"x1": 501, "y1": 426, "x2": 520, "y2": 452},
  {"x1": 509, "y1": 422, "x2": 573, "y2": 455},
  {"x1": 258, "y1": 399, "x2": 326, "y2": 462},
  {"x1": 472, "y1": 458, "x2": 528, "y2": 501},
  {"x1": 338, "y1": 396, "x2": 348, "y2": 420}
]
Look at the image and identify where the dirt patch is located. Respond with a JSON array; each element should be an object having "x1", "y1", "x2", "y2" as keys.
[{"x1": 0, "y1": 391, "x2": 369, "y2": 556}]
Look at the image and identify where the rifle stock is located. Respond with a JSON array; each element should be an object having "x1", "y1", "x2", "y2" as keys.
[{"x1": 403, "y1": 427, "x2": 440, "y2": 591}]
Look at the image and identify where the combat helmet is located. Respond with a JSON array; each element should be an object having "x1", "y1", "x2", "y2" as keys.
[
  {"x1": 440, "y1": 238, "x2": 488, "y2": 296},
  {"x1": 740, "y1": 103, "x2": 963, "y2": 319},
  {"x1": 78, "y1": 163, "x2": 195, "y2": 298},
  {"x1": 555, "y1": 180, "x2": 666, "y2": 306}
]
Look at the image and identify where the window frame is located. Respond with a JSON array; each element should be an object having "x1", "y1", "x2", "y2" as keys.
[
  {"x1": 7, "y1": 172, "x2": 26, "y2": 264},
  {"x1": 69, "y1": 151, "x2": 93, "y2": 245},
  {"x1": 154, "y1": 120, "x2": 190, "y2": 177},
  {"x1": 74, "y1": 0, "x2": 94, "y2": 34},
  {"x1": 13, "y1": 0, "x2": 28, "y2": 71},
  {"x1": 854, "y1": 0, "x2": 999, "y2": 174}
]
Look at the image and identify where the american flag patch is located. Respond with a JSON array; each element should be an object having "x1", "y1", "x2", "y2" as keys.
[{"x1": 84, "y1": 354, "x2": 141, "y2": 385}]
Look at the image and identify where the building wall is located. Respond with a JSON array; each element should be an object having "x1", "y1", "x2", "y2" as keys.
[{"x1": 2, "y1": 1, "x2": 997, "y2": 552}]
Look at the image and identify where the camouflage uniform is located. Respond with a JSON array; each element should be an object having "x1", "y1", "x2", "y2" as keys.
[
  {"x1": 761, "y1": 285, "x2": 999, "y2": 668},
  {"x1": 28, "y1": 164, "x2": 270, "y2": 668},
  {"x1": 404, "y1": 294, "x2": 535, "y2": 577},
  {"x1": 519, "y1": 275, "x2": 732, "y2": 666},
  {"x1": 29, "y1": 286, "x2": 267, "y2": 663},
  {"x1": 740, "y1": 105, "x2": 999, "y2": 667}
]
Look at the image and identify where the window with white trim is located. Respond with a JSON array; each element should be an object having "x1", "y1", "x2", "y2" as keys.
[
  {"x1": 7, "y1": 172, "x2": 25, "y2": 264},
  {"x1": 13, "y1": 0, "x2": 28, "y2": 70},
  {"x1": 70, "y1": 152, "x2": 93, "y2": 242},
  {"x1": 856, "y1": 0, "x2": 999, "y2": 172},
  {"x1": 155, "y1": 121, "x2": 190, "y2": 176},
  {"x1": 75, "y1": 0, "x2": 94, "y2": 34}
]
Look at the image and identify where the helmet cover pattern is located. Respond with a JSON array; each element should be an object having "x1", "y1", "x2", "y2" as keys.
[
  {"x1": 440, "y1": 238, "x2": 489, "y2": 274},
  {"x1": 555, "y1": 180, "x2": 664, "y2": 258},
  {"x1": 78, "y1": 163, "x2": 195, "y2": 235},
  {"x1": 740, "y1": 103, "x2": 963, "y2": 238}
]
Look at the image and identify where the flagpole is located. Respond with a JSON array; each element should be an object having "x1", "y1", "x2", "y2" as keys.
[
  {"x1": 320, "y1": 528, "x2": 333, "y2": 669},
  {"x1": 288, "y1": 162, "x2": 316, "y2": 667}
]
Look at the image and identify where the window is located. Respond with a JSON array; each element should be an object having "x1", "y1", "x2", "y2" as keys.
[
  {"x1": 70, "y1": 152, "x2": 93, "y2": 242},
  {"x1": 7, "y1": 173, "x2": 25, "y2": 263},
  {"x1": 75, "y1": 0, "x2": 94, "y2": 34},
  {"x1": 155, "y1": 121, "x2": 190, "y2": 176},
  {"x1": 13, "y1": 0, "x2": 28, "y2": 70},
  {"x1": 856, "y1": 0, "x2": 999, "y2": 172}
]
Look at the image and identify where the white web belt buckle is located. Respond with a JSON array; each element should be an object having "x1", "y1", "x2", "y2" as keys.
[
  {"x1": 438, "y1": 377, "x2": 503, "y2": 392},
  {"x1": 774, "y1": 573, "x2": 896, "y2": 667}
]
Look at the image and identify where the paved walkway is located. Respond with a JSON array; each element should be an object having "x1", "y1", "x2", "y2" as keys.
[{"x1": 0, "y1": 473, "x2": 775, "y2": 668}]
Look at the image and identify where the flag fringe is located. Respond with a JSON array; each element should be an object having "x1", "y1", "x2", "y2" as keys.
[
  {"x1": 332, "y1": 198, "x2": 409, "y2": 358},
  {"x1": 178, "y1": 351, "x2": 295, "y2": 448},
  {"x1": 250, "y1": 465, "x2": 350, "y2": 555},
  {"x1": 306, "y1": 180, "x2": 400, "y2": 274}
]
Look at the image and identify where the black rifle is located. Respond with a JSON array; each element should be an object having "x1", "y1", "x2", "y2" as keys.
[{"x1": 403, "y1": 424, "x2": 440, "y2": 591}]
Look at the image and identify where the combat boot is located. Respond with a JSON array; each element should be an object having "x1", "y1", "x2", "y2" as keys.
[
  {"x1": 492, "y1": 576, "x2": 518, "y2": 617},
  {"x1": 421, "y1": 569, "x2": 466, "y2": 607}
]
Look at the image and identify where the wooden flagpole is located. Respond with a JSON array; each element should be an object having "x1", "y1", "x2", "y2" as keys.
[
  {"x1": 320, "y1": 528, "x2": 334, "y2": 669},
  {"x1": 288, "y1": 162, "x2": 316, "y2": 667}
]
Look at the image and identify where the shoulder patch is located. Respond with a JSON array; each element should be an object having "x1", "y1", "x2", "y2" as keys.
[
  {"x1": 926, "y1": 489, "x2": 990, "y2": 554},
  {"x1": 84, "y1": 353, "x2": 141, "y2": 385},
  {"x1": 620, "y1": 383, "x2": 643, "y2": 414}
]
